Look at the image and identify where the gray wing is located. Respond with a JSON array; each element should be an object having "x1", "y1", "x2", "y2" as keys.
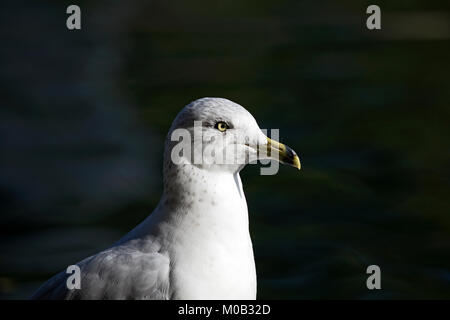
[{"x1": 30, "y1": 239, "x2": 171, "y2": 300}]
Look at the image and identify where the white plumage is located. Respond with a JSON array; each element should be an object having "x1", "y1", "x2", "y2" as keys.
[{"x1": 31, "y1": 98, "x2": 299, "y2": 300}]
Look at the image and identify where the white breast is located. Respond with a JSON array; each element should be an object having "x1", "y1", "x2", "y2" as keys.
[{"x1": 153, "y1": 170, "x2": 257, "y2": 299}]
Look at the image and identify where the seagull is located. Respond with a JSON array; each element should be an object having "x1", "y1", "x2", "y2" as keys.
[{"x1": 31, "y1": 97, "x2": 300, "y2": 300}]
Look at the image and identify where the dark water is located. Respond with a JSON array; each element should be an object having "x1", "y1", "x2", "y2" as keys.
[{"x1": 1, "y1": 0, "x2": 449, "y2": 299}]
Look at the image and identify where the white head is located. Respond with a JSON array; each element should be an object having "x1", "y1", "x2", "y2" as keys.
[{"x1": 164, "y1": 97, "x2": 300, "y2": 174}]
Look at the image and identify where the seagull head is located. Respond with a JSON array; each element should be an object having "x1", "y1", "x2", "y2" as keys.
[{"x1": 165, "y1": 97, "x2": 300, "y2": 173}]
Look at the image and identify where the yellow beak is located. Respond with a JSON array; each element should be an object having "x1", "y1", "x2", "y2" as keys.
[{"x1": 264, "y1": 137, "x2": 301, "y2": 170}]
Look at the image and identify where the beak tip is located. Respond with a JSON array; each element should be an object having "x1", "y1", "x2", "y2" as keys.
[{"x1": 293, "y1": 155, "x2": 301, "y2": 170}]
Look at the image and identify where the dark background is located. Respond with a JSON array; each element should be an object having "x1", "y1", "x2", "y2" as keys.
[{"x1": 1, "y1": 0, "x2": 449, "y2": 299}]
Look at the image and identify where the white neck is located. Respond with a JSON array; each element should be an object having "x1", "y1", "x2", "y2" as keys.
[{"x1": 154, "y1": 162, "x2": 257, "y2": 299}]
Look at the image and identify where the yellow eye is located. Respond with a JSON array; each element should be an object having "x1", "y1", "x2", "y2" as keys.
[{"x1": 215, "y1": 121, "x2": 229, "y2": 132}]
